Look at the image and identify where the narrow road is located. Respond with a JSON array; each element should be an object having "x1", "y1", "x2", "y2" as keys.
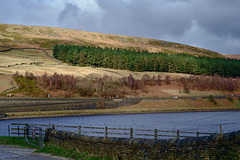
[{"x1": 0, "y1": 145, "x2": 70, "y2": 160}]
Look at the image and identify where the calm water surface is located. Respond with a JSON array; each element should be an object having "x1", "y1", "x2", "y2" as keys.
[{"x1": 0, "y1": 111, "x2": 240, "y2": 136}]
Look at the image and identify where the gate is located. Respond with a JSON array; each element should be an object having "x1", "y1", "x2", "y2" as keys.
[
  {"x1": 9, "y1": 123, "x2": 44, "y2": 149},
  {"x1": 26, "y1": 126, "x2": 44, "y2": 149}
]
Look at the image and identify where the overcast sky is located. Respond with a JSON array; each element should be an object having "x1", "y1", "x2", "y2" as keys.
[{"x1": 0, "y1": 0, "x2": 240, "y2": 54}]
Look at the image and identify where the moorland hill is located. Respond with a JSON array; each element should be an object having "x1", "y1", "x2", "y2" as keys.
[{"x1": 0, "y1": 23, "x2": 223, "y2": 58}]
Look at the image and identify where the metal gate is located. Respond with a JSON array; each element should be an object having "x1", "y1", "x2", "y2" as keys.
[
  {"x1": 26, "y1": 126, "x2": 44, "y2": 149},
  {"x1": 9, "y1": 123, "x2": 44, "y2": 149}
]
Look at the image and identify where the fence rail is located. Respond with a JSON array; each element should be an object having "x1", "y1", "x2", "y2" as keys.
[{"x1": 10, "y1": 123, "x2": 216, "y2": 140}]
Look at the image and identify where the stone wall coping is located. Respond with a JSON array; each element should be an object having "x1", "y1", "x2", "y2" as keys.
[{"x1": 45, "y1": 128, "x2": 240, "y2": 147}]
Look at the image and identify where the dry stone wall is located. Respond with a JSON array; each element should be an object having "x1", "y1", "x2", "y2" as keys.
[{"x1": 45, "y1": 128, "x2": 240, "y2": 159}]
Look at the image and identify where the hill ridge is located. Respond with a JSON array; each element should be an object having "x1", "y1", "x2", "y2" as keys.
[{"x1": 0, "y1": 23, "x2": 223, "y2": 58}]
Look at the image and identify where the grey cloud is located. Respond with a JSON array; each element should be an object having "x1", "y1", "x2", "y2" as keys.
[
  {"x1": 0, "y1": 0, "x2": 57, "y2": 26},
  {"x1": 58, "y1": 3, "x2": 80, "y2": 24},
  {"x1": 193, "y1": 0, "x2": 240, "y2": 38},
  {"x1": 57, "y1": 2, "x2": 101, "y2": 31},
  {"x1": 96, "y1": 0, "x2": 193, "y2": 37},
  {"x1": 0, "y1": 0, "x2": 239, "y2": 54},
  {"x1": 95, "y1": 0, "x2": 240, "y2": 54}
]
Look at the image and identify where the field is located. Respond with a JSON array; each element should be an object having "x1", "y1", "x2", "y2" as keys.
[
  {"x1": 0, "y1": 75, "x2": 16, "y2": 92},
  {"x1": 0, "y1": 48, "x2": 191, "y2": 77},
  {"x1": 0, "y1": 47, "x2": 191, "y2": 94}
]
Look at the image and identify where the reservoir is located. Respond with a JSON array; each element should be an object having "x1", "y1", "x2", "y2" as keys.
[{"x1": 0, "y1": 111, "x2": 239, "y2": 137}]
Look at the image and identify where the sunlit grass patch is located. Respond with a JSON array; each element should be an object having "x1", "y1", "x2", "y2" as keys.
[
  {"x1": 0, "y1": 136, "x2": 38, "y2": 149},
  {"x1": 37, "y1": 144, "x2": 109, "y2": 160}
]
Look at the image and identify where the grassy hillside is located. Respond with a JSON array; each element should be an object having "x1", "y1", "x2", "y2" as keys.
[
  {"x1": 1, "y1": 23, "x2": 238, "y2": 98},
  {"x1": 0, "y1": 23, "x2": 223, "y2": 58}
]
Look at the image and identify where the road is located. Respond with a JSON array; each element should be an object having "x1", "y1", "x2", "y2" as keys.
[{"x1": 0, "y1": 145, "x2": 70, "y2": 160}]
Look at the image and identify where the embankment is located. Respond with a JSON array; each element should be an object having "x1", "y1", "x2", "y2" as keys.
[
  {"x1": 0, "y1": 98, "x2": 140, "y2": 114},
  {"x1": 45, "y1": 128, "x2": 240, "y2": 159}
]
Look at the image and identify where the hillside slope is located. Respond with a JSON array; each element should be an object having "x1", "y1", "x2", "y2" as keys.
[{"x1": 0, "y1": 23, "x2": 223, "y2": 58}]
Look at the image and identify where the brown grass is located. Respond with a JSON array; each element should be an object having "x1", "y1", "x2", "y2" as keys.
[
  {"x1": 123, "y1": 98, "x2": 240, "y2": 111},
  {"x1": 0, "y1": 23, "x2": 224, "y2": 58},
  {"x1": 0, "y1": 48, "x2": 190, "y2": 78},
  {"x1": 0, "y1": 75, "x2": 16, "y2": 92},
  {"x1": 225, "y1": 54, "x2": 240, "y2": 60}
]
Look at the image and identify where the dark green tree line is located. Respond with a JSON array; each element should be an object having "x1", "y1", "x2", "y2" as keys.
[{"x1": 52, "y1": 45, "x2": 240, "y2": 78}]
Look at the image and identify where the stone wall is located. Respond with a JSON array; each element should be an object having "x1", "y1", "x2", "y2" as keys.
[{"x1": 44, "y1": 128, "x2": 240, "y2": 159}]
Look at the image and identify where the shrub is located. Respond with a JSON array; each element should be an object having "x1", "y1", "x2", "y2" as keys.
[
  {"x1": 13, "y1": 71, "x2": 19, "y2": 77},
  {"x1": 64, "y1": 91, "x2": 73, "y2": 98},
  {"x1": 12, "y1": 72, "x2": 45, "y2": 96},
  {"x1": 39, "y1": 72, "x2": 77, "y2": 91},
  {"x1": 97, "y1": 102, "x2": 104, "y2": 109},
  {"x1": 164, "y1": 76, "x2": 171, "y2": 85},
  {"x1": 75, "y1": 79, "x2": 95, "y2": 97},
  {"x1": 157, "y1": 75, "x2": 162, "y2": 86},
  {"x1": 183, "y1": 86, "x2": 190, "y2": 93},
  {"x1": 227, "y1": 97, "x2": 234, "y2": 102},
  {"x1": 179, "y1": 77, "x2": 190, "y2": 93},
  {"x1": 183, "y1": 75, "x2": 240, "y2": 92},
  {"x1": 209, "y1": 95, "x2": 217, "y2": 105}
]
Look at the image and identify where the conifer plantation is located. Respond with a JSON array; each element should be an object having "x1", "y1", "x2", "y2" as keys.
[{"x1": 53, "y1": 45, "x2": 240, "y2": 78}]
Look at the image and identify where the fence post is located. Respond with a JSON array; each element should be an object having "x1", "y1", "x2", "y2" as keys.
[
  {"x1": 105, "y1": 127, "x2": 108, "y2": 138},
  {"x1": 17, "y1": 126, "x2": 19, "y2": 138},
  {"x1": 130, "y1": 128, "x2": 133, "y2": 139},
  {"x1": 197, "y1": 131, "x2": 199, "y2": 137},
  {"x1": 177, "y1": 130, "x2": 180, "y2": 139},
  {"x1": 39, "y1": 128, "x2": 42, "y2": 149},
  {"x1": 8, "y1": 125, "x2": 10, "y2": 138},
  {"x1": 24, "y1": 123, "x2": 28, "y2": 138},
  {"x1": 154, "y1": 129, "x2": 158, "y2": 140},
  {"x1": 52, "y1": 124, "x2": 55, "y2": 130},
  {"x1": 78, "y1": 126, "x2": 82, "y2": 135},
  {"x1": 220, "y1": 124, "x2": 223, "y2": 135}
]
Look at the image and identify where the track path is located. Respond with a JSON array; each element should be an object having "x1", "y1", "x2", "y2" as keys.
[{"x1": 0, "y1": 145, "x2": 70, "y2": 160}]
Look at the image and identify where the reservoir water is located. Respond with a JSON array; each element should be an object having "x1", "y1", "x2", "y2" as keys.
[{"x1": 0, "y1": 111, "x2": 240, "y2": 137}]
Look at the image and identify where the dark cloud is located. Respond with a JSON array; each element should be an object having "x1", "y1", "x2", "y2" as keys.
[
  {"x1": 57, "y1": 2, "x2": 102, "y2": 32},
  {"x1": 193, "y1": 0, "x2": 240, "y2": 38},
  {"x1": 58, "y1": 3, "x2": 82, "y2": 28},
  {"x1": 0, "y1": 0, "x2": 239, "y2": 54}
]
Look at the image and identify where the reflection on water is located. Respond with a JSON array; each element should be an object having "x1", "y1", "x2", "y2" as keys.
[{"x1": 0, "y1": 111, "x2": 240, "y2": 137}]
